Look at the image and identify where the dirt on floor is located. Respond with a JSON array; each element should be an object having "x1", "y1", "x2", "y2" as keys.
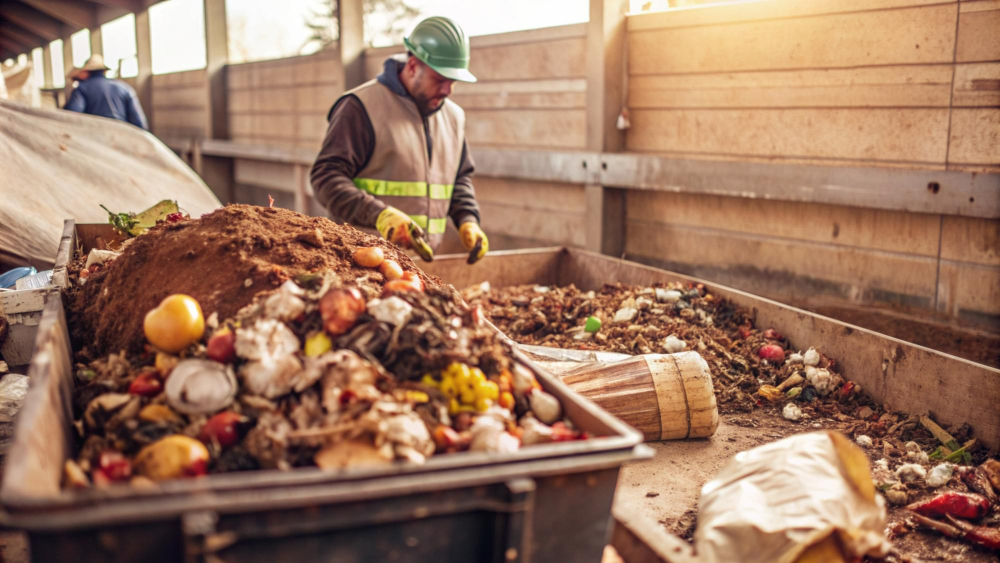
[{"x1": 471, "y1": 282, "x2": 1000, "y2": 562}]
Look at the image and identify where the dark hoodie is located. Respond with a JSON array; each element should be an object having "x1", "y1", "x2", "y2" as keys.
[{"x1": 310, "y1": 57, "x2": 480, "y2": 229}]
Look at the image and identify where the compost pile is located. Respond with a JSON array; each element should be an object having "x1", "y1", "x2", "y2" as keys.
[
  {"x1": 61, "y1": 206, "x2": 584, "y2": 489},
  {"x1": 470, "y1": 282, "x2": 1000, "y2": 559},
  {"x1": 67, "y1": 205, "x2": 433, "y2": 358}
]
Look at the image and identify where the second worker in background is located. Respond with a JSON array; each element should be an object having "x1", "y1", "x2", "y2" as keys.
[{"x1": 310, "y1": 16, "x2": 488, "y2": 263}]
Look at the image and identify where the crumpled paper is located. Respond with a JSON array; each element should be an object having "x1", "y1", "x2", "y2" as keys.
[{"x1": 693, "y1": 431, "x2": 891, "y2": 563}]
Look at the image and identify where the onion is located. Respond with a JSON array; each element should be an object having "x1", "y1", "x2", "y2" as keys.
[
  {"x1": 379, "y1": 259, "x2": 404, "y2": 281},
  {"x1": 758, "y1": 344, "x2": 785, "y2": 363},
  {"x1": 319, "y1": 287, "x2": 366, "y2": 335},
  {"x1": 352, "y1": 247, "x2": 385, "y2": 268}
]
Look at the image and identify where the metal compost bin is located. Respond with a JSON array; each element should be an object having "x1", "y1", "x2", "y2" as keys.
[
  {"x1": 422, "y1": 248, "x2": 1000, "y2": 452},
  {"x1": 424, "y1": 247, "x2": 1000, "y2": 559},
  {"x1": 0, "y1": 224, "x2": 646, "y2": 563}
]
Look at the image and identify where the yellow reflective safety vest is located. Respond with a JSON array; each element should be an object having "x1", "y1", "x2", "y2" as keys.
[{"x1": 343, "y1": 78, "x2": 465, "y2": 250}]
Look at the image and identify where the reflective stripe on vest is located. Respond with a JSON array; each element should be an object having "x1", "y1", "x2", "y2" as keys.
[
  {"x1": 409, "y1": 215, "x2": 448, "y2": 235},
  {"x1": 354, "y1": 178, "x2": 454, "y2": 200}
]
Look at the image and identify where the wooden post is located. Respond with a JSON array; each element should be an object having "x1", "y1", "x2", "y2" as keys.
[
  {"x1": 61, "y1": 33, "x2": 74, "y2": 104},
  {"x1": 293, "y1": 164, "x2": 308, "y2": 214},
  {"x1": 41, "y1": 43, "x2": 53, "y2": 87},
  {"x1": 203, "y1": 0, "x2": 228, "y2": 140},
  {"x1": 61, "y1": 34, "x2": 73, "y2": 77},
  {"x1": 584, "y1": 0, "x2": 628, "y2": 256},
  {"x1": 200, "y1": 0, "x2": 234, "y2": 203},
  {"x1": 338, "y1": 0, "x2": 365, "y2": 90},
  {"x1": 134, "y1": 7, "x2": 153, "y2": 126},
  {"x1": 89, "y1": 25, "x2": 103, "y2": 60}
]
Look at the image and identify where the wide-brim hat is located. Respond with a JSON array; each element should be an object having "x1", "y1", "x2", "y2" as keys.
[{"x1": 81, "y1": 54, "x2": 110, "y2": 72}]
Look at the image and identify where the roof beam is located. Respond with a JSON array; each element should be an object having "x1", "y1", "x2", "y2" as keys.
[
  {"x1": 84, "y1": 0, "x2": 142, "y2": 11},
  {"x1": 0, "y1": 30, "x2": 33, "y2": 56},
  {"x1": 0, "y1": 3, "x2": 62, "y2": 42},
  {"x1": 0, "y1": 22, "x2": 46, "y2": 51},
  {"x1": 15, "y1": 0, "x2": 96, "y2": 33}
]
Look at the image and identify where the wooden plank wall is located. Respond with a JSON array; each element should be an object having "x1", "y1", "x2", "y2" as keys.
[
  {"x1": 363, "y1": 24, "x2": 591, "y2": 249},
  {"x1": 622, "y1": 0, "x2": 1000, "y2": 330},
  {"x1": 227, "y1": 48, "x2": 342, "y2": 151},
  {"x1": 626, "y1": 0, "x2": 999, "y2": 171},
  {"x1": 149, "y1": 69, "x2": 208, "y2": 139}
]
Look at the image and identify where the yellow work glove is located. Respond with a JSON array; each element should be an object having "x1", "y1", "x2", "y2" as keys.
[
  {"x1": 459, "y1": 221, "x2": 489, "y2": 264},
  {"x1": 376, "y1": 207, "x2": 434, "y2": 262},
  {"x1": 376, "y1": 206, "x2": 414, "y2": 245}
]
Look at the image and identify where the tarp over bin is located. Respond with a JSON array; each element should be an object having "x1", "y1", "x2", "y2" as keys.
[{"x1": 0, "y1": 99, "x2": 221, "y2": 269}]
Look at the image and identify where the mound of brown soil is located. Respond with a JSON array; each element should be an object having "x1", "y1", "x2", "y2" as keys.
[{"x1": 68, "y1": 205, "x2": 439, "y2": 357}]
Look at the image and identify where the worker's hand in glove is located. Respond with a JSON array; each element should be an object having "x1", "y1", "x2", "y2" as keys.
[
  {"x1": 376, "y1": 207, "x2": 415, "y2": 245},
  {"x1": 459, "y1": 221, "x2": 489, "y2": 264},
  {"x1": 376, "y1": 207, "x2": 434, "y2": 262}
]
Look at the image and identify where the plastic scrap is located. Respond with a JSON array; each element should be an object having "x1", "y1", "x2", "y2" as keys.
[
  {"x1": 782, "y1": 402, "x2": 803, "y2": 421},
  {"x1": 895, "y1": 463, "x2": 927, "y2": 484},
  {"x1": 693, "y1": 431, "x2": 891, "y2": 563},
  {"x1": 0, "y1": 373, "x2": 29, "y2": 460},
  {"x1": 926, "y1": 463, "x2": 954, "y2": 488},
  {"x1": 663, "y1": 335, "x2": 687, "y2": 354}
]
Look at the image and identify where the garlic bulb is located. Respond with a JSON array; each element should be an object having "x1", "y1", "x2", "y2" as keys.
[{"x1": 165, "y1": 359, "x2": 238, "y2": 414}]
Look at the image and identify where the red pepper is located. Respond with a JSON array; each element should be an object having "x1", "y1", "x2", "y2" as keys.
[
  {"x1": 964, "y1": 524, "x2": 1000, "y2": 551},
  {"x1": 907, "y1": 492, "x2": 990, "y2": 520},
  {"x1": 432, "y1": 425, "x2": 462, "y2": 450},
  {"x1": 911, "y1": 513, "x2": 1000, "y2": 551},
  {"x1": 550, "y1": 422, "x2": 585, "y2": 442},
  {"x1": 98, "y1": 450, "x2": 132, "y2": 481},
  {"x1": 184, "y1": 458, "x2": 208, "y2": 477},
  {"x1": 206, "y1": 330, "x2": 237, "y2": 364},
  {"x1": 165, "y1": 212, "x2": 185, "y2": 223},
  {"x1": 839, "y1": 380, "x2": 856, "y2": 400},
  {"x1": 129, "y1": 371, "x2": 163, "y2": 397},
  {"x1": 198, "y1": 411, "x2": 246, "y2": 447}
]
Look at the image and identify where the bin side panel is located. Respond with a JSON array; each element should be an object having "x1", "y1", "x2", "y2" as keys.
[
  {"x1": 420, "y1": 249, "x2": 563, "y2": 291},
  {"x1": 29, "y1": 521, "x2": 183, "y2": 563},
  {"x1": 529, "y1": 467, "x2": 620, "y2": 563},
  {"x1": 213, "y1": 513, "x2": 499, "y2": 563},
  {"x1": 559, "y1": 250, "x2": 1000, "y2": 450},
  {"x1": 1, "y1": 295, "x2": 74, "y2": 502}
]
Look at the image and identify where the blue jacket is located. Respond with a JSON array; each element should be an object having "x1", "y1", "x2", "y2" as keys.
[{"x1": 65, "y1": 75, "x2": 148, "y2": 130}]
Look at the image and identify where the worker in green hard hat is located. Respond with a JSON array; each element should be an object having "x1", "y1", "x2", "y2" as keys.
[{"x1": 310, "y1": 16, "x2": 489, "y2": 264}]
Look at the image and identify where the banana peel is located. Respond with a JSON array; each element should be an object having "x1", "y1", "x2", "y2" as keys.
[
  {"x1": 408, "y1": 223, "x2": 434, "y2": 262},
  {"x1": 467, "y1": 238, "x2": 484, "y2": 265},
  {"x1": 101, "y1": 200, "x2": 180, "y2": 237}
]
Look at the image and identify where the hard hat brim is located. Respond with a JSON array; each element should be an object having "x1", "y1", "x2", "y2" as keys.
[{"x1": 428, "y1": 64, "x2": 477, "y2": 83}]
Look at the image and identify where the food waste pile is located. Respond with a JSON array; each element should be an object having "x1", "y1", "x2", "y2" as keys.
[
  {"x1": 61, "y1": 205, "x2": 584, "y2": 488},
  {"x1": 469, "y1": 282, "x2": 1000, "y2": 559}
]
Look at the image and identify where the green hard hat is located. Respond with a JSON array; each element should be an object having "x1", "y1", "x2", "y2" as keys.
[{"x1": 404, "y1": 16, "x2": 477, "y2": 83}]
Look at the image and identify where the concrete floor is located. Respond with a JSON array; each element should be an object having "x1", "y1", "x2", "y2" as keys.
[{"x1": 614, "y1": 413, "x2": 819, "y2": 534}]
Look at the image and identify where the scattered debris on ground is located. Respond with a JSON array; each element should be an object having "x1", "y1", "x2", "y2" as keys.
[{"x1": 470, "y1": 282, "x2": 1000, "y2": 560}]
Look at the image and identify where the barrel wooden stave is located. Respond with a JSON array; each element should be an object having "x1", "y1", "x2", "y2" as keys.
[{"x1": 560, "y1": 352, "x2": 719, "y2": 442}]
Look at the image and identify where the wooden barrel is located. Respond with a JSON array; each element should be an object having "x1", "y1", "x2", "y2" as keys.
[{"x1": 558, "y1": 352, "x2": 719, "y2": 442}]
